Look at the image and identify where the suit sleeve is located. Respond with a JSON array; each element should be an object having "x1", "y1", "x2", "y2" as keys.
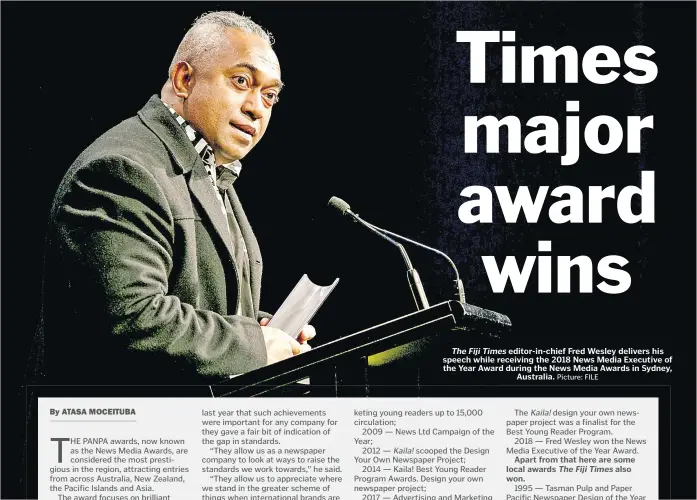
[
  {"x1": 257, "y1": 311, "x2": 273, "y2": 321},
  {"x1": 55, "y1": 155, "x2": 268, "y2": 376}
]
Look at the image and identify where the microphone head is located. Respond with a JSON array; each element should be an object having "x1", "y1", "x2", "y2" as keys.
[{"x1": 328, "y1": 196, "x2": 351, "y2": 215}]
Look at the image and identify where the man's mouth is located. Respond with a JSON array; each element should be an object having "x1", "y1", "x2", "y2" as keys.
[{"x1": 231, "y1": 123, "x2": 256, "y2": 137}]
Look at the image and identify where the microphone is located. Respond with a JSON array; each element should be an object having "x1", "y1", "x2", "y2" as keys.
[
  {"x1": 328, "y1": 197, "x2": 430, "y2": 310},
  {"x1": 328, "y1": 197, "x2": 466, "y2": 304},
  {"x1": 362, "y1": 220, "x2": 466, "y2": 303}
]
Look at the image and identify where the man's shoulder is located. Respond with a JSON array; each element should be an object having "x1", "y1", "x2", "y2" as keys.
[
  {"x1": 77, "y1": 115, "x2": 171, "y2": 173},
  {"x1": 53, "y1": 110, "x2": 188, "y2": 210},
  {"x1": 58, "y1": 111, "x2": 185, "y2": 193}
]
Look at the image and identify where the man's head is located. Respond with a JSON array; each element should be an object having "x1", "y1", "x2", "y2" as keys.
[{"x1": 163, "y1": 12, "x2": 282, "y2": 163}]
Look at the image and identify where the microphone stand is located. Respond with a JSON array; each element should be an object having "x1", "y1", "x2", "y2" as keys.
[
  {"x1": 362, "y1": 221, "x2": 466, "y2": 304},
  {"x1": 347, "y1": 213, "x2": 430, "y2": 310}
]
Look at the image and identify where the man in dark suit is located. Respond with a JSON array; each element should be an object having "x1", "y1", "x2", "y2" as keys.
[{"x1": 37, "y1": 11, "x2": 314, "y2": 384}]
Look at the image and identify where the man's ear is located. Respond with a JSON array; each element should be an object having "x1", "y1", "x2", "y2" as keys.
[{"x1": 170, "y1": 61, "x2": 194, "y2": 99}]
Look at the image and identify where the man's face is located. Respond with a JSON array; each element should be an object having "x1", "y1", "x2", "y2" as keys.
[{"x1": 183, "y1": 29, "x2": 282, "y2": 163}]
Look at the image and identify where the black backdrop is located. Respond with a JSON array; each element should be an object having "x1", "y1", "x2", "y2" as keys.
[{"x1": 2, "y1": 2, "x2": 695, "y2": 498}]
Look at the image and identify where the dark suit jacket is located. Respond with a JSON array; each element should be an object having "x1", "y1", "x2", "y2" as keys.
[{"x1": 37, "y1": 96, "x2": 269, "y2": 384}]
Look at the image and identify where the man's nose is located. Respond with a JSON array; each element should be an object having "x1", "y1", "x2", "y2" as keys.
[{"x1": 241, "y1": 90, "x2": 264, "y2": 120}]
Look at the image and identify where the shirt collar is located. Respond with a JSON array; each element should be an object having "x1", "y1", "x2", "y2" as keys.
[{"x1": 160, "y1": 99, "x2": 242, "y2": 189}]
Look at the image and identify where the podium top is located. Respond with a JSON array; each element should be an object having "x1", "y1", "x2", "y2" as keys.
[{"x1": 211, "y1": 300, "x2": 510, "y2": 396}]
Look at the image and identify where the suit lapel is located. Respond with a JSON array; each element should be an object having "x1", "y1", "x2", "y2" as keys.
[
  {"x1": 137, "y1": 95, "x2": 259, "y2": 310},
  {"x1": 188, "y1": 159, "x2": 236, "y2": 263},
  {"x1": 227, "y1": 187, "x2": 262, "y2": 283},
  {"x1": 137, "y1": 96, "x2": 237, "y2": 266}
]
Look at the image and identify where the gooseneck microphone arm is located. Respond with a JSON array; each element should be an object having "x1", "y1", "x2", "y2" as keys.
[
  {"x1": 351, "y1": 216, "x2": 414, "y2": 268},
  {"x1": 328, "y1": 196, "x2": 466, "y2": 305},
  {"x1": 361, "y1": 220, "x2": 466, "y2": 304},
  {"x1": 328, "y1": 197, "x2": 430, "y2": 310}
]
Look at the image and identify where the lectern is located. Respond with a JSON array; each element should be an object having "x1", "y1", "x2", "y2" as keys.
[{"x1": 212, "y1": 300, "x2": 511, "y2": 397}]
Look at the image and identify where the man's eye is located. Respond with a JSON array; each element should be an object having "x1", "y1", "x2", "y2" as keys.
[
  {"x1": 264, "y1": 93, "x2": 280, "y2": 104},
  {"x1": 232, "y1": 76, "x2": 250, "y2": 88}
]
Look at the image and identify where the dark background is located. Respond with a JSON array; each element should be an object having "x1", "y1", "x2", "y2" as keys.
[{"x1": 2, "y1": 2, "x2": 694, "y2": 498}]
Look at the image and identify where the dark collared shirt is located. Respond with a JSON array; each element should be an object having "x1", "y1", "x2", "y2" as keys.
[{"x1": 161, "y1": 99, "x2": 254, "y2": 318}]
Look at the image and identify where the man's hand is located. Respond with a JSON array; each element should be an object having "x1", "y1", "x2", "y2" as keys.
[
  {"x1": 296, "y1": 324, "x2": 316, "y2": 344},
  {"x1": 260, "y1": 318, "x2": 314, "y2": 365}
]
